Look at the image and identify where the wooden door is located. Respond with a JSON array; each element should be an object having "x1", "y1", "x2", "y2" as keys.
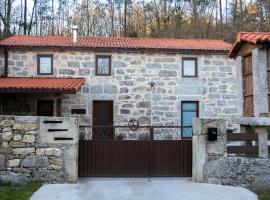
[
  {"x1": 93, "y1": 101, "x2": 113, "y2": 140},
  {"x1": 243, "y1": 55, "x2": 254, "y2": 116},
  {"x1": 37, "y1": 100, "x2": 54, "y2": 116}
]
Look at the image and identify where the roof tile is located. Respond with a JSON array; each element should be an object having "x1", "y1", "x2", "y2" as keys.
[
  {"x1": 228, "y1": 32, "x2": 270, "y2": 58},
  {"x1": 0, "y1": 35, "x2": 231, "y2": 52},
  {"x1": 0, "y1": 77, "x2": 85, "y2": 93}
]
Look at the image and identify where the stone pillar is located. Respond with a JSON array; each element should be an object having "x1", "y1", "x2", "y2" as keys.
[
  {"x1": 252, "y1": 48, "x2": 268, "y2": 117},
  {"x1": 192, "y1": 118, "x2": 227, "y2": 183},
  {"x1": 192, "y1": 118, "x2": 206, "y2": 182},
  {"x1": 257, "y1": 127, "x2": 269, "y2": 158}
]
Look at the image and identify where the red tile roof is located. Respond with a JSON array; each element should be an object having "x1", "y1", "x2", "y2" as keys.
[
  {"x1": 228, "y1": 32, "x2": 270, "y2": 58},
  {"x1": 0, "y1": 35, "x2": 231, "y2": 52},
  {"x1": 0, "y1": 77, "x2": 85, "y2": 93}
]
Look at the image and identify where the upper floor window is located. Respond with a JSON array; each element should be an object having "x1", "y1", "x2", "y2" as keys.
[
  {"x1": 182, "y1": 57, "x2": 197, "y2": 77},
  {"x1": 37, "y1": 55, "x2": 53, "y2": 75},
  {"x1": 95, "y1": 55, "x2": 111, "y2": 76}
]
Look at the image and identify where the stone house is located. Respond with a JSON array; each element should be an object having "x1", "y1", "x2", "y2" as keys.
[
  {"x1": 0, "y1": 31, "x2": 242, "y2": 139},
  {"x1": 228, "y1": 32, "x2": 270, "y2": 118}
]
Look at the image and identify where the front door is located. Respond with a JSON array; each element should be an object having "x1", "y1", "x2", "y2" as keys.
[{"x1": 93, "y1": 101, "x2": 113, "y2": 140}]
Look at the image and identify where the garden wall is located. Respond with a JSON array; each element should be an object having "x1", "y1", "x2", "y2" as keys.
[
  {"x1": 0, "y1": 116, "x2": 79, "y2": 185},
  {"x1": 192, "y1": 118, "x2": 270, "y2": 193}
]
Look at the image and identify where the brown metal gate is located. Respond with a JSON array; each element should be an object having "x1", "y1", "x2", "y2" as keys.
[{"x1": 78, "y1": 126, "x2": 192, "y2": 177}]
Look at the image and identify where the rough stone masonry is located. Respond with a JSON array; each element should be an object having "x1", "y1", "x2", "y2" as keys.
[
  {"x1": 0, "y1": 116, "x2": 78, "y2": 185},
  {"x1": 0, "y1": 50, "x2": 242, "y2": 132},
  {"x1": 193, "y1": 118, "x2": 270, "y2": 193}
]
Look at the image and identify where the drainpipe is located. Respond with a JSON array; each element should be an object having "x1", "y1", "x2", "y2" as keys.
[{"x1": 4, "y1": 50, "x2": 8, "y2": 77}]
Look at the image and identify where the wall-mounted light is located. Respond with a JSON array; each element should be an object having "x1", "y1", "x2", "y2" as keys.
[{"x1": 149, "y1": 82, "x2": 155, "y2": 89}]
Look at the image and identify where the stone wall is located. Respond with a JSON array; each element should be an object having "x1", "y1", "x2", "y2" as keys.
[
  {"x1": 0, "y1": 116, "x2": 78, "y2": 185},
  {"x1": 193, "y1": 118, "x2": 270, "y2": 193},
  {"x1": 3, "y1": 50, "x2": 242, "y2": 130}
]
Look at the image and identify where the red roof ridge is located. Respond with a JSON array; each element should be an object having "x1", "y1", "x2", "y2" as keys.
[
  {"x1": 0, "y1": 34, "x2": 231, "y2": 52},
  {"x1": 5, "y1": 34, "x2": 227, "y2": 41}
]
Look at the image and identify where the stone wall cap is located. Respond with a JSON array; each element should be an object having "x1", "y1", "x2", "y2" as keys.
[{"x1": 237, "y1": 117, "x2": 270, "y2": 126}]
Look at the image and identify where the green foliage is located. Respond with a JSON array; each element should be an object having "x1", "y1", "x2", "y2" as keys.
[
  {"x1": 0, "y1": 181, "x2": 42, "y2": 200},
  {"x1": 128, "y1": 31, "x2": 138, "y2": 37},
  {"x1": 250, "y1": 124, "x2": 256, "y2": 133},
  {"x1": 266, "y1": 126, "x2": 270, "y2": 134},
  {"x1": 259, "y1": 193, "x2": 270, "y2": 200}
]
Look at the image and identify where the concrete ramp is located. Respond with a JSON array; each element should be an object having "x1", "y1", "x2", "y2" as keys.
[{"x1": 31, "y1": 178, "x2": 257, "y2": 200}]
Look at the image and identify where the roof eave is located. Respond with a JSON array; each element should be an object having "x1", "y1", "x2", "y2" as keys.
[{"x1": 0, "y1": 45, "x2": 230, "y2": 54}]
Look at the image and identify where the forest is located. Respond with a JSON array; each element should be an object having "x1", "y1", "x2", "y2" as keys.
[{"x1": 0, "y1": 0, "x2": 269, "y2": 42}]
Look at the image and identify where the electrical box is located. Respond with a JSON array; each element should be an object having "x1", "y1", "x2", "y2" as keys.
[{"x1": 207, "y1": 127, "x2": 217, "y2": 141}]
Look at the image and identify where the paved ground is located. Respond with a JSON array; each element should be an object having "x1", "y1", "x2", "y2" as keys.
[{"x1": 31, "y1": 178, "x2": 257, "y2": 200}]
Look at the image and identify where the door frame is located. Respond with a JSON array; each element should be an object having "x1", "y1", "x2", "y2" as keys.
[{"x1": 92, "y1": 100, "x2": 114, "y2": 140}]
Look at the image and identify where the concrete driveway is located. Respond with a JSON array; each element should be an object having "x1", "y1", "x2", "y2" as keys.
[{"x1": 30, "y1": 178, "x2": 257, "y2": 200}]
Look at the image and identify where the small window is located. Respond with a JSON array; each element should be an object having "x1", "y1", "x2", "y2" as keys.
[
  {"x1": 95, "y1": 55, "x2": 111, "y2": 76},
  {"x1": 181, "y1": 101, "x2": 199, "y2": 138},
  {"x1": 37, "y1": 55, "x2": 53, "y2": 75},
  {"x1": 182, "y1": 58, "x2": 197, "y2": 77},
  {"x1": 71, "y1": 109, "x2": 86, "y2": 114}
]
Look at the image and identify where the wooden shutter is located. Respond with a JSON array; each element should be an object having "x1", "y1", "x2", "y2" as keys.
[{"x1": 243, "y1": 55, "x2": 254, "y2": 116}]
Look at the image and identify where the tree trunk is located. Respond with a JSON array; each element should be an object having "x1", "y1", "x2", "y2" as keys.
[{"x1": 23, "y1": 0, "x2": 27, "y2": 34}]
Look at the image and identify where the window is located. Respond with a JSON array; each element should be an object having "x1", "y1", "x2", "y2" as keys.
[
  {"x1": 181, "y1": 101, "x2": 199, "y2": 138},
  {"x1": 182, "y1": 58, "x2": 197, "y2": 77},
  {"x1": 37, "y1": 100, "x2": 54, "y2": 116},
  {"x1": 95, "y1": 55, "x2": 111, "y2": 76},
  {"x1": 37, "y1": 55, "x2": 53, "y2": 75}
]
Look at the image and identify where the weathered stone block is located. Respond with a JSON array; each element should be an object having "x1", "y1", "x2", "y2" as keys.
[
  {"x1": 82, "y1": 61, "x2": 94, "y2": 68},
  {"x1": 158, "y1": 70, "x2": 177, "y2": 77},
  {"x1": 16, "y1": 61, "x2": 24, "y2": 67},
  {"x1": 104, "y1": 85, "x2": 118, "y2": 94},
  {"x1": 0, "y1": 171, "x2": 30, "y2": 186},
  {"x1": 68, "y1": 61, "x2": 80, "y2": 68},
  {"x1": 13, "y1": 135, "x2": 22, "y2": 141},
  {"x1": 0, "y1": 154, "x2": 5, "y2": 170},
  {"x1": 13, "y1": 123, "x2": 36, "y2": 131},
  {"x1": 21, "y1": 155, "x2": 49, "y2": 168},
  {"x1": 146, "y1": 63, "x2": 162, "y2": 69},
  {"x1": 120, "y1": 109, "x2": 130, "y2": 114},
  {"x1": 58, "y1": 68, "x2": 76, "y2": 75},
  {"x1": 78, "y1": 69, "x2": 90, "y2": 76},
  {"x1": 7, "y1": 159, "x2": 20, "y2": 167},
  {"x1": 33, "y1": 169, "x2": 64, "y2": 183},
  {"x1": 13, "y1": 148, "x2": 35, "y2": 155},
  {"x1": 112, "y1": 60, "x2": 127, "y2": 68},
  {"x1": 116, "y1": 69, "x2": 125, "y2": 75},
  {"x1": 22, "y1": 135, "x2": 35, "y2": 143},
  {"x1": 90, "y1": 85, "x2": 103, "y2": 94},
  {"x1": 49, "y1": 158, "x2": 63, "y2": 166},
  {"x1": 136, "y1": 101, "x2": 151, "y2": 108},
  {"x1": 45, "y1": 148, "x2": 54, "y2": 156},
  {"x1": 36, "y1": 148, "x2": 45, "y2": 155},
  {"x1": 2, "y1": 132, "x2": 13, "y2": 142},
  {"x1": 120, "y1": 88, "x2": 128, "y2": 93},
  {"x1": 3, "y1": 127, "x2": 12, "y2": 132}
]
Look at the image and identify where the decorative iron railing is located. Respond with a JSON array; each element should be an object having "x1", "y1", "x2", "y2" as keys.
[{"x1": 79, "y1": 125, "x2": 192, "y2": 140}]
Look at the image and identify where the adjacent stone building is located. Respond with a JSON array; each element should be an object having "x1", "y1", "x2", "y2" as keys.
[{"x1": 0, "y1": 34, "x2": 242, "y2": 138}]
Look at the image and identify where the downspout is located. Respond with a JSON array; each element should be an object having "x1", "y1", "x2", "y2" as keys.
[{"x1": 4, "y1": 50, "x2": 8, "y2": 77}]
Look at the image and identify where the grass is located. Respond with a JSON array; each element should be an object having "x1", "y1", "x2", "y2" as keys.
[
  {"x1": 0, "y1": 181, "x2": 42, "y2": 200},
  {"x1": 259, "y1": 193, "x2": 270, "y2": 200}
]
